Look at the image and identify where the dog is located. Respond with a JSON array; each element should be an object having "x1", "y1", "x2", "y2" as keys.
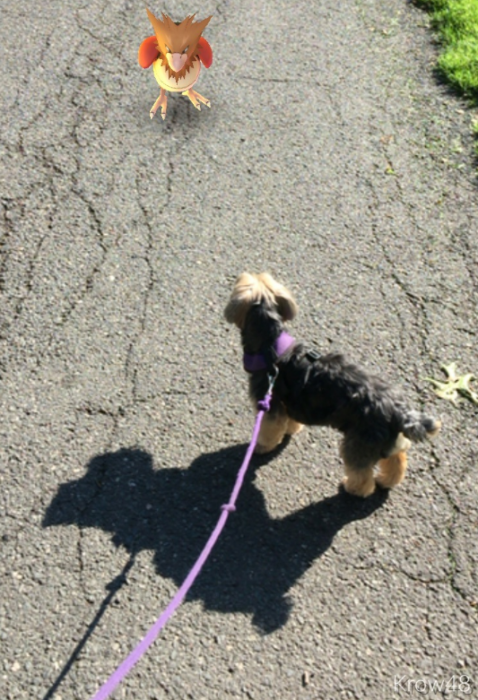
[{"x1": 225, "y1": 272, "x2": 441, "y2": 497}]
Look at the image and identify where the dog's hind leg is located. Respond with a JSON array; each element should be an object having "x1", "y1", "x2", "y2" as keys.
[
  {"x1": 376, "y1": 451, "x2": 408, "y2": 489},
  {"x1": 255, "y1": 411, "x2": 289, "y2": 454}
]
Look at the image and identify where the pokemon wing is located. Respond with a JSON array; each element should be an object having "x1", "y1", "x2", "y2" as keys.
[
  {"x1": 197, "y1": 37, "x2": 213, "y2": 68},
  {"x1": 138, "y1": 35, "x2": 160, "y2": 68}
]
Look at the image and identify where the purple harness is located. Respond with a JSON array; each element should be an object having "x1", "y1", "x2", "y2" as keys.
[{"x1": 243, "y1": 331, "x2": 296, "y2": 372}]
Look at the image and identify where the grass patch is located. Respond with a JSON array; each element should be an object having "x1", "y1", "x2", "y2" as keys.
[
  {"x1": 473, "y1": 117, "x2": 478, "y2": 157},
  {"x1": 415, "y1": 0, "x2": 478, "y2": 98}
]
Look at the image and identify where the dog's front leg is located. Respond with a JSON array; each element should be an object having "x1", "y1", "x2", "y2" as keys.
[
  {"x1": 342, "y1": 464, "x2": 376, "y2": 497},
  {"x1": 255, "y1": 410, "x2": 288, "y2": 454}
]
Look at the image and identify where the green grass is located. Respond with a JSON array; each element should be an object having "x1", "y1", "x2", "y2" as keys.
[
  {"x1": 415, "y1": 0, "x2": 478, "y2": 98},
  {"x1": 473, "y1": 118, "x2": 478, "y2": 157}
]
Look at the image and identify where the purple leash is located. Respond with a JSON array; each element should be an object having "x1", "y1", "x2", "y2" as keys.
[{"x1": 89, "y1": 378, "x2": 276, "y2": 700}]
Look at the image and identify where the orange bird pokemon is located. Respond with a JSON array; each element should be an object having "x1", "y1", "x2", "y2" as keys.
[{"x1": 138, "y1": 9, "x2": 213, "y2": 120}]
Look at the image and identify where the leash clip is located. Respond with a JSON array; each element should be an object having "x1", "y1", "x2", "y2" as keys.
[
  {"x1": 267, "y1": 366, "x2": 279, "y2": 394},
  {"x1": 257, "y1": 367, "x2": 279, "y2": 413}
]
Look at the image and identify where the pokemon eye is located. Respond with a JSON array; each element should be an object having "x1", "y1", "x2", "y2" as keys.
[{"x1": 182, "y1": 46, "x2": 189, "y2": 53}]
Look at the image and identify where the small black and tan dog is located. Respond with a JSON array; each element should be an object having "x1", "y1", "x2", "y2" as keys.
[{"x1": 225, "y1": 272, "x2": 441, "y2": 497}]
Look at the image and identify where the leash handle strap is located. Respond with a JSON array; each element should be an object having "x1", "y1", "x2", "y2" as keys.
[{"x1": 90, "y1": 395, "x2": 271, "y2": 700}]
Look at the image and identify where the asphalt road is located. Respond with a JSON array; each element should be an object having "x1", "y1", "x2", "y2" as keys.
[{"x1": 1, "y1": 0, "x2": 477, "y2": 698}]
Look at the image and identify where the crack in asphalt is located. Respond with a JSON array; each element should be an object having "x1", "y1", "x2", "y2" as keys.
[
  {"x1": 76, "y1": 526, "x2": 87, "y2": 598},
  {"x1": 449, "y1": 219, "x2": 478, "y2": 306},
  {"x1": 75, "y1": 0, "x2": 125, "y2": 64},
  {"x1": 354, "y1": 561, "x2": 451, "y2": 586},
  {"x1": 366, "y1": 179, "x2": 425, "y2": 359},
  {"x1": 1, "y1": 80, "x2": 113, "y2": 373},
  {"x1": 214, "y1": 0, "x2": 231, "y2": 22},
  {"x1": 427, "y1": 444, "x2": 477, "y2": 604},
  {"x1": 0, "y1": 199, "x2": 15, "y2": 295},
  {"x1": 124, "y1": 124, "x2": 186, "y2": 404},
  {"x1": 124, "y1": 176, "x2": 157, "y2": 403}
]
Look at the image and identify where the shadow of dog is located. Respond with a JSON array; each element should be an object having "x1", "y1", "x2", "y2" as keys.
[{"x1": 43, "y1": 445, "x2": 388, "y2": 632}]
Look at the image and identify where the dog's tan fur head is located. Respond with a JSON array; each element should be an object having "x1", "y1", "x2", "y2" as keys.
[{"x1": 224, "y1": 272, "x2": 298, "y2": 329}]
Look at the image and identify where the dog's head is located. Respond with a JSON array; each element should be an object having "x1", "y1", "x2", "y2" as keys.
[{"x1": 224, "y1": 272, "x2": 297, "y2": 329}]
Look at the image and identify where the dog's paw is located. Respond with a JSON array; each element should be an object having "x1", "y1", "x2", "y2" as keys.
[
  {"x1": 254, "y1": 443, "x2": 275, "y2": 455},
  {"x1": 375, "y1": 473, "x2": 403, "y2": 490},
  {"x1": 342, "y1": 476, "x2": 376, "y2": 498}
]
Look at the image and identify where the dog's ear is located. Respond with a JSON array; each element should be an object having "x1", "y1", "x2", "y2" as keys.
[
  {"x1": 258, "y1": 273, "x2": 298, "y2": 321},
  {"x1": 224, "y1": 272, "x2": 262, "y2": 328}
]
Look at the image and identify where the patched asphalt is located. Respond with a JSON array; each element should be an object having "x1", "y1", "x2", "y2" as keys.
[{"x1": 1, "y1": 1, "x2": 477, "y2": 699}]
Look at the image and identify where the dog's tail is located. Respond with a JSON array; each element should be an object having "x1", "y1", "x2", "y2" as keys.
[{"x1": 402, "y1": 410, "x2": 441, "y2": 442}]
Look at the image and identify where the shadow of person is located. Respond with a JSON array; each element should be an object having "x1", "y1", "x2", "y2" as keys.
[{"x1": 43, "y1": 444, "x2": 388, "y2": 634}]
